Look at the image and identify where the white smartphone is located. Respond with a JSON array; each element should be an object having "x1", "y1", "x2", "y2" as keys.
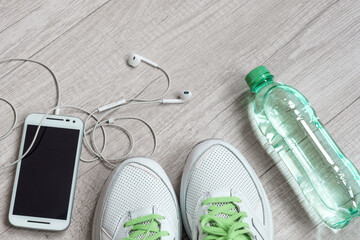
[{"x1": 9, "y1": 113, "x2": 84, "y2": 231}]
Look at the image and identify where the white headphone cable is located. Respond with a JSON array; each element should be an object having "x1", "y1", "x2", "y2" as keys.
[
  {"x1": 97, "y1": 66, "x2": 170, "y2": 112},
  {"x1": 127, "y1": 66, "x2": 171, "y2": 102},
  {"x1": 82, "y1": 101, "x2": 160, "y2": 164},
  {"x1": 81, "y1": 65, "x2": 171, "y2": 163},
  {"x1": 0, "y1": 58, "x2": 177, "y2": 170},
  {"x1": 90, "y1": 105, "x2": 159, "y2": 163},
  {"x1": 0, "y1": 58, "x2": 61, "y2": 114},
  {"x1": 0, "y1": 58, "x2": 61, "y2": 148},
  {"x1": 0, "y1": 98, "x2": 18, "y2": 140}
]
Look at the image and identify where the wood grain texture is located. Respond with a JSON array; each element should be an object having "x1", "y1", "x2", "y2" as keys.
[{"x1": 0, "y1": 0, "x2": 359, "y2": 239}]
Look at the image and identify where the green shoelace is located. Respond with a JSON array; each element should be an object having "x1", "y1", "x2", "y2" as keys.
[
  {"x1": 123, "y1": 214, "x2": 169, "y2": 240},
  {"x1": 200, "y1": 197, "x2": 253, "y2": 240}
]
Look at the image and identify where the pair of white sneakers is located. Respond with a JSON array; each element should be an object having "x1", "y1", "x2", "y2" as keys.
[{"x1": 92, "y1": 139, "x2": 274, "y2": 240}]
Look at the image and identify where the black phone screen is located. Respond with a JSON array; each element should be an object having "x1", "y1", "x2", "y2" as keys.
[{"x1": 13, "y1": 125, "x2": 80, "y2": 220}]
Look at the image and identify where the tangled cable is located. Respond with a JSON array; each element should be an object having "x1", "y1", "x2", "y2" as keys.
[{"x1": 0, "y1": 58, "x2": 174, "y2": 170}]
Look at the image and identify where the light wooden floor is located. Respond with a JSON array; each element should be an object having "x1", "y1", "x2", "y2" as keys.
[{"x1": 1, "y1": 0, "x2": 360, "y2": 239}]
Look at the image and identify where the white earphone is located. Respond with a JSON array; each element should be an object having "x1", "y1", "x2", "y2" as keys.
[
  {"x1": 162, "y1": 90, "x2": 192, "y2": 103},
  {"x1": 0, "y1": 54, "x2": 191, "y2": 169},
  {"x1": 97, "y1": 54, "x2": 192, "y2": 112},
  {"x1": 128, "y1": 53, "x2": 159, "y2": 68}
]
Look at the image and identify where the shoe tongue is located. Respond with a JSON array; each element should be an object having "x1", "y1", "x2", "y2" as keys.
[
  {"x1": 208, "y1": 189, "x2": 233, "y2": 198},
  {"x1": 130, "y1": 207, "x2": 155, "y2": 219}
]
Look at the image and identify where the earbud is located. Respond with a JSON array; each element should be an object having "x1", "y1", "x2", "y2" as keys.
[
  {"x1": 162, "y1": 90, "x2": 192, "y2": 104},
  {"x1": 128, "y1": 54, "x2": 158, "y2": 68},
  {"x1": 97, "y1": 55, "x2": 191, "y2": 113}
]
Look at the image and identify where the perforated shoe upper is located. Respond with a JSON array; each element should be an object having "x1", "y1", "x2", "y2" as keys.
[
  {"x1": 185, "y1": 145, "x2": 261, "y2": 217},
  {"x1": 92, "y1": 157, "x2": 181, "y2": 240},
  {"x1": 180, "y1": 139, "x2": 273, "y2": 240}
]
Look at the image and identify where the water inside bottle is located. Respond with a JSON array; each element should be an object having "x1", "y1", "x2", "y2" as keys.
[{"x1": 256, "y1": 85, "x2": 360, "y2": 228}]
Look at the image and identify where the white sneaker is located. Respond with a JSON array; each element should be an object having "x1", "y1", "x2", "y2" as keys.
[
  {"x1": 180, "y1": 139, "x2": 274, "y2": 240},
  {"x1": 92, "y1": 157, "x2": 181, "y2": 240}
]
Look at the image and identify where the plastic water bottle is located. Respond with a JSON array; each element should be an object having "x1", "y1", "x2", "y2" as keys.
[{"x1": 246, "y1": 66, "x2": 360, "y2": 228}]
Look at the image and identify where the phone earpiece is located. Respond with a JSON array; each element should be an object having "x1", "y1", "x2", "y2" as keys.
[
  {"x1": 162, "y1": 90, "x2": 192, "y2": 104},
  {"x1": 128, "y1": 54, "x2": 158, "y2": 68}
]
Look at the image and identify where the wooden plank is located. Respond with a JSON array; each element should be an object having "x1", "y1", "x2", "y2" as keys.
[
  {"x1": 0, "y1": 0, "x2": 44, "y2": 32},
  {"x1": 263, "y1": 0, "x2": 360, "y2": 124},
  {"x1": 0, "y1": 0, "x2": 110, "y2": 78}
]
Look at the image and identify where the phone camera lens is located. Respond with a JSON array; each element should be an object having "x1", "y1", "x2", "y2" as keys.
[{"x1": 73, "y1": 120, "x2": 76, "y2": 123}]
